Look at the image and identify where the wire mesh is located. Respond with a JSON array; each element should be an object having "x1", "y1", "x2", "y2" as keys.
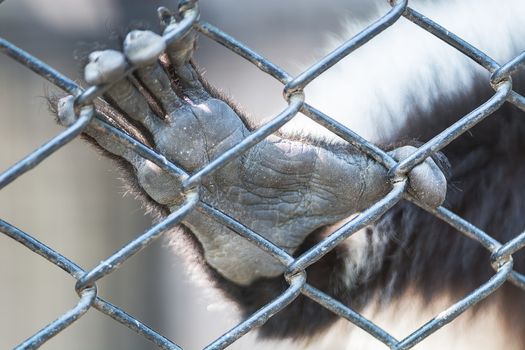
[{"x1": 1, "y1": 0, "x2": 525, "y2": 349}]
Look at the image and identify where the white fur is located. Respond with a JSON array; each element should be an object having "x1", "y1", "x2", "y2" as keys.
[
  {"x1": 318, "y1": 217, "x2": 389, "y2": 291},
  {"x1": 282, "y1": 0, "x2": 525, "y2": 142},
  {"x1": 305, "y1": 292, "x2": 514, "y2": 350},
  {"x1": 250, "y1": 291, "x2": 514, "y2": 350}
]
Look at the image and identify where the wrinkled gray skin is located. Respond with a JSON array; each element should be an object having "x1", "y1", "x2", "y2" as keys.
[{"x1": 57, "y1": 22, "x2": 446, "y2": 286}]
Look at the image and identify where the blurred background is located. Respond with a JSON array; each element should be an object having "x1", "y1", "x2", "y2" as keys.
[{"x1": 0, "y1": 0, "x2": 383, "y2": 349}]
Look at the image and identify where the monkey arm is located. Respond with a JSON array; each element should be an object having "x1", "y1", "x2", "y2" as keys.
[{"x1": 56, "y1": 20, "x2": 446, "y2": 287}]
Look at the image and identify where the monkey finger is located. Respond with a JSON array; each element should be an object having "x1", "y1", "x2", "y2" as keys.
[
  {"x1": 60, "y1": 96, "x2": 186, "y2": 207},
  {"x1": 163, "y1": 24, "x2": 211, "y2": 103},
  {"x1": 123, "y1": 30, "x2": 182, "y2": 115},
  {"x1": 57, "y1": 95, "x2": 142, "y2": 167},
  {"x1": 84, "y1": 50, "x2": 164, "y2": 133},
  {"x1": 134, "y1": 62, "x2": 182, "y2": 115},
  {"x1": 87, "y1": 119, "x2": 183, "y2": 206},
  {"x1": 389, "y1": 146, "x2": 447, "y2": 208},
  {"x1": 84, "y1": 50, "x2": 126, "y2": 86},
  {"x1": 164, "y1": 25, "x2": 196, "y2": 67}
]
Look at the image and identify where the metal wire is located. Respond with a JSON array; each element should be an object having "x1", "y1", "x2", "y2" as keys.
[{"x1": 1, "y1": 0, "x2": 525, "y2": 349}]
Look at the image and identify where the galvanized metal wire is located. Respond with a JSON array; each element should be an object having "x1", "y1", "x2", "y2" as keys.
[{"x1": 1, "y1": 0, "x2": 525, "y2": 349}]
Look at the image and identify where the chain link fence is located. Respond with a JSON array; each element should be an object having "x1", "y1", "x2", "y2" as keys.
[{"x1": 1, "y1": 0, "x2": 525, "y2": 349}]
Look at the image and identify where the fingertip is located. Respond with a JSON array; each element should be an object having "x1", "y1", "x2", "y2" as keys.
[
  {"x1": 84, "y1": 50, "x2": 126, "y2": 85},
  {"x1": 57, "y1": 95, "x2": 76, "y2": 126},
  {"x1": 163, "y1": 24, "x2": 196, "y2": 67},
  {"x1": 157, "y1": 6, "x2": 175, "y2": 28},
  {"x1": 123, "y1": 30, "x2": 166, "y2": 67},
  {"x1": 390, "y1": 146, "x2": 448, "y2": 208}
]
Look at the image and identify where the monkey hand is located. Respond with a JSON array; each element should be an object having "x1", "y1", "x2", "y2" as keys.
[{"x1": 55, "y1": 21, "x2": 446, "y2": 286}]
